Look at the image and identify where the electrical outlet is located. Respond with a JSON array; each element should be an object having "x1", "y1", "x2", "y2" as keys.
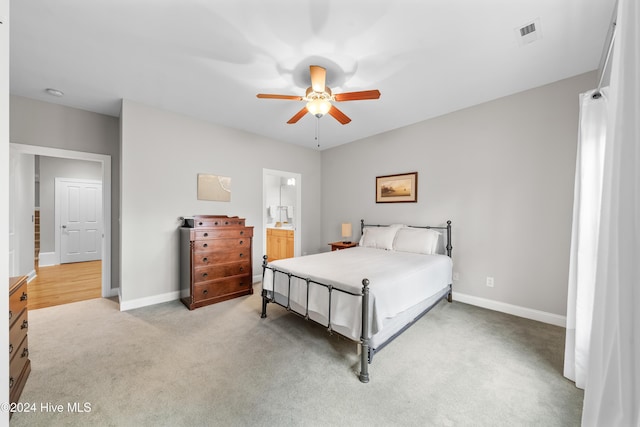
[
  {"x1": 453, "y1": 272, "x2": 459, "y2": 281},
  {"x1": 486, "y1": 276, "x2": 494, "y2": 287}
]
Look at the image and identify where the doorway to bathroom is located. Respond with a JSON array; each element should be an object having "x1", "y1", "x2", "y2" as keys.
[{"x1": 262, "y1": 169, "x2": 302, "y2": 261}]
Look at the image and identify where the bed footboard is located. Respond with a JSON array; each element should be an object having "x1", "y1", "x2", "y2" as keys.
[{"x1": 261, "y1": 256, "x2": 372, "y2": 382}]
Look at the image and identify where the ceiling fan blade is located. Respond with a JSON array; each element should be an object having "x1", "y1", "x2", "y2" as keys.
[
  {"x1": 257, "y1": 94, "x2": 304, "y2": 101},
  {"x1": 309, "y1": 65, "x2": 326, "y2": 93},
  {"x1": 327, "y1": 105, "x2": 351, "y2": 125},
  {"x1": 287, "y1": 107, "x2": 308, "y2": 124},
  {"x1": 334, "y1": 90, "x2": 381, "y2": 102}
]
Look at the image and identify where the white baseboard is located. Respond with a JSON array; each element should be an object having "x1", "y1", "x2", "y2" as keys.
[
  {"x1": 118, "y1": 290, "x2": 180, "y2": 311},
  {"x1": 452, "y1": 291, "x2": 566, "y2": 327},
  {"x1": 38, "y1": 252, "x2": 57, "y2": 267},
  {"x1": 25, "y1": 269, "x2": 37, "y2": 282}
]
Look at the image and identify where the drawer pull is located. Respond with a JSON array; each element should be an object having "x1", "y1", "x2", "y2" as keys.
[
  {"x1": 198, "y1": 222, "x2": 203, "y2": 226},
  {"x1": 225, "y1": 221, "x2": 229, "y2": 225},
  {"x1": 203, "y1": 243, "x2": 208, "y2": 248},
  {"x1": 239, "y1": 240, "x2": 244, "y2": 245},
  {"x1": 203, "y1": 257, "x2": 208, "y2": 263},
  {"x1": 239, "y1": 253, "x2": 244, "y2": 258},
  {"x1": 240, "y1": 231, "x2": 244, "y2": 235},
  {"x1": 239, "y1": 267, "x2": 244, "y2": 272},
  {"x1": 20, "y1": 292, "x2": 28, "y2": 301},
  {"x1": 204, "y1": 232, "x2": 209, "y2": 237},
  {"x1": 21, "y1": 348, "x2": 29, "y2": 358},
  {"x1": 203, "y1": 289, "x2": 208, "y2": 295},
  {"x1": 214, "y1": 222, "x2": 219, "y2": 226},
  {"x1": 9, "y1": 310, "x2": 12, "y2": 321},
  {"x1": 202, "y1": 273, "x2": 208, "y2": 278},
  {"x1": 21, "y1": 320, "x2": 28, "y2": 330},
  {"x1": 9, "y1": 344, "x2": 13, "y2": 355}
]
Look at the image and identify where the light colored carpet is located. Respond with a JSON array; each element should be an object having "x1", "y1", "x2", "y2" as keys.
[{"x1": 11, "y1": 284, "x2": 582, "y2": 426}]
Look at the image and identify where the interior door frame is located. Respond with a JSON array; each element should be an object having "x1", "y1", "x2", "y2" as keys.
[
  {"x1": 10, "y1": 143, "x2": 112, "y2": 298},
  {"x1": 262, "y1": 168, "x2": 302, "y2": 259}
]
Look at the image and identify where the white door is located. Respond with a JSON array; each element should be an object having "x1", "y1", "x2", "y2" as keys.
[
  {"x1": 56, "y1": 178, "x2": 103, "y2": 264},
  {"x1": 8, "y1": 152, "x2": 19, "y2": 276},
  {"x1": 8, "y1": 152, "x2": 35, "y2": 277}
]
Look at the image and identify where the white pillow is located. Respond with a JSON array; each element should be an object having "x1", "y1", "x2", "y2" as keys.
[
  {"x1": 360, "y1": 227, "x2": 399, "y2": 250},
  {"x1": 359, "y1": 224, "x2": 405, "y2": 245},
  {"x1": 393, "y1": 228, "x2": 441, "y2": 255},
  {"x1": 388, "y1": 224, "x2": 406, "y2": 229}
]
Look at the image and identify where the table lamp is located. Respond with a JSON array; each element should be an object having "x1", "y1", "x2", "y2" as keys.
[{"x1": 341, "y1": 223, "x2": 352, "y2": 244}]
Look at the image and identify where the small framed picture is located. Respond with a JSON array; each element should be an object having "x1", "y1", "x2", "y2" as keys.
[
  {"x1": 197, "y1": 174, "x2": 231, "y2": 202},
  {"x1": 376, "y1": 172, "x2": 418, "y2": 203}
]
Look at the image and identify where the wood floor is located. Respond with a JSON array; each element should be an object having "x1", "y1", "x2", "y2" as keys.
[{"x1": 28, "y1": 261, "x2": 102, "y2": 310}]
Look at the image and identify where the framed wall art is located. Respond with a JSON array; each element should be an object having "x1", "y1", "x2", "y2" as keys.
[
  {"x1": 197, "y1": 173, "x2": 231, "y2": 202},
  {"x1": 375, "y1": 172, "x2": 418, "y2": 203}
]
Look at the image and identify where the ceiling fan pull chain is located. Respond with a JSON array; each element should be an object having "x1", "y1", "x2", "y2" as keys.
[{"x1": 315, "y1": 116, "x2": 320, "y2": 148}]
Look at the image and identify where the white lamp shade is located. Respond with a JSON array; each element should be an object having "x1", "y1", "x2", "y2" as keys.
[
  {"x1": 306, "y1": 98, "x2": 332, "y2": 116},
  {"x1": 341, "y1": 223, "x2": 352, "y2": 239}
]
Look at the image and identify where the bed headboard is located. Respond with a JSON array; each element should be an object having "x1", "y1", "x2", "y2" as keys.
[{"x1": 360, "y1": 219, "x2": 452, "y2": 257}]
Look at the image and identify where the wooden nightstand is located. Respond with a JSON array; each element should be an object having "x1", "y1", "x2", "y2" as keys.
[{"x1": 329, "y1": 241, "x2": 358, "y2": 251}]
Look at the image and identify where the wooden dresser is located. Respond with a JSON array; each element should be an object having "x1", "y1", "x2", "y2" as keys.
[
  {"x1": 9, "y1": 276, "x2": 31, "y2": 406},
  {"x1": 180, "y1": 215, "x2": 254, "y2": 310}
]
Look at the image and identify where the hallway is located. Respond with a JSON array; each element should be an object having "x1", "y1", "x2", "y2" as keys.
[{"x1": 28, "y1": 261, "x2": 102, "y2": 310}]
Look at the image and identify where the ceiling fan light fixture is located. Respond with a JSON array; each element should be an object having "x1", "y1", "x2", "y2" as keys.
[
  {"x1": 257, "y1": 65, "x2": 379, "y2": 125},
  {"x1": 306, "y1": 98, "x2": 331, "y2": 117}
]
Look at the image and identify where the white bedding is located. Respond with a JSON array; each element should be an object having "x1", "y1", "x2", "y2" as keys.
[{"x1": 262, "y1": 247, "x2": 452, "y2": 341}]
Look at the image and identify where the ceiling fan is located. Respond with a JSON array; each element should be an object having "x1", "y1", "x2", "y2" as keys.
[{"x1": 257, "y1": 65, "x2": 381, "y2": 125}]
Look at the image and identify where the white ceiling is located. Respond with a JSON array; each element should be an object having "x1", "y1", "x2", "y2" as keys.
[{"x1": 10, "y1": 0, "x2": 616, "y2": 150}]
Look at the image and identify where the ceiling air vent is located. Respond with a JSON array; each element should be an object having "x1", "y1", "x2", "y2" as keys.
[
  {"x1": 516, "y1": 18, "x2": 542, "y2": 46},
  {"x1": 520, "y1": 23, "x2": 536, "y2": 37}
]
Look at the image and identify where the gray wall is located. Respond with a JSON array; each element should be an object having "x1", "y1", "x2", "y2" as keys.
[
  {"x1": 10, "y1": 95, "x2": 120, "y2": 287},
  {"x1": 38, "y1": 156, "x2": 102, "y2": 253},
  {"x1": 321, "y1": 71, "x2": 597, "y2": 317},
  {"x1": 8, "y1": 72, "x2": 596, "y2": 318},
  {"x1": 119, "y1": 99, "x2": 322, "y2": 305}
]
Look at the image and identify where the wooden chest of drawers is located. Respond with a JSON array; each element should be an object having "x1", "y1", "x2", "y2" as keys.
[
  {"x1": 9, "y1": 276, "x2": 31, "y2": 406},
  {"x1": 180, "y1": 215, "x2": 254, "y2": 310}
]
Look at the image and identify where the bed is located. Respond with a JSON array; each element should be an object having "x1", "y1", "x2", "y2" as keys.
[{"x1": 260, "y1": 220, "x2": 452, "y2": 382}]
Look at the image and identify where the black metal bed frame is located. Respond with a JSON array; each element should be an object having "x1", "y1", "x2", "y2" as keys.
[{"x1": 260, "y1": 220, "x2": 452, "y2": 383}]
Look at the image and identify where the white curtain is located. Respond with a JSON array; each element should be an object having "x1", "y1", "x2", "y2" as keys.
[
  {"x1": 563, "y1": 89, "x2": 608, "y2": 389},
  {"x1": 581, "y1": 0, "x2": 640, "y2": 424}
]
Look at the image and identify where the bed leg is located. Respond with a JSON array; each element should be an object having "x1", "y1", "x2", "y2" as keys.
[
  {"x1": 261, "y1": 289, "x2": 268, "y2": 318},
  {"x1": 447, "y1": 283, "x2": 453, "y2": 303},
  {"x1": 261, "y1": 255, "x2": 268, "y2": 318},
  {"x1": 359, "y1": 278, "x2": 370, "y2": 383},
  {"x1": 359, "y1": 344, "x2": 370, "y2": 383}
]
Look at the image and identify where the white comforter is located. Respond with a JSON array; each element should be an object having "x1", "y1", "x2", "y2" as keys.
[{"x1": 262, "y1": 247, "x2": 452, "y2": 340}]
